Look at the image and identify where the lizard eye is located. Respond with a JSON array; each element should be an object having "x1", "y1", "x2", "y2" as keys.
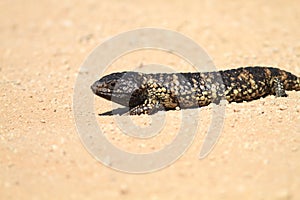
[{"x1": 110, "y1": 82, "x2": 116, "y2": 87}]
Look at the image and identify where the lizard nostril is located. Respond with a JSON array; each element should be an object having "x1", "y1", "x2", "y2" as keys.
[
  {"x1": 90, "y1": 83, "x2": 97, "y2": 94},
  {"x1": 91, "y1": 81, "x2": 101, "y2": 94}
]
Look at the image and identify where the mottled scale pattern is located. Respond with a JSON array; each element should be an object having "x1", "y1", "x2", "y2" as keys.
[{"x1": 91, "y1": 66, "x2": 300, "y2": 115}]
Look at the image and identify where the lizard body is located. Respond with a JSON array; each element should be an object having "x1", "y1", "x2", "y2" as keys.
[{"x1": 91, "y1": 66, "x2": 300, "y2": 115}]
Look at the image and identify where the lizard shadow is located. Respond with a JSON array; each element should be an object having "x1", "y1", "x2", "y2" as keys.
[
  {"x1": 98, "y1": 106, "x2": 201, "y2": 116},
  {"x1": 98, "y1": 107, "x2": 130, "y2": 116},
  {"x1": 98, "y1": 106, "x2": 171, "y2": 116},
  {"x1": 98, "y1": 96, "x2": 274, "y2": 116}
]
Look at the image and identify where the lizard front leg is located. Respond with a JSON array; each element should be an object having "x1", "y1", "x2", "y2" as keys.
[
  {"x1": 129, "y1": 100, "x2": 165, "y2": 115},
  {"x1": 273, "y1": 77, "x2": 287, "y2": 97}
]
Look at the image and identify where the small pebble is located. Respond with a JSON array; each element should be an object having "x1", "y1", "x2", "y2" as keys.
[
  {"x1": 138, "y1": 143, "x2": 146, "y2": 148},
  {"x1": 120, "y1": 184, "x2": 129, "y2": 195},
  {"x1": 51, "y1": 144, "x2": 58, "y2": 151},
  {"x1": 279, "y1": 104, "x2": 287, "y2": 110},
  {"x1": 244, "y1": 142, "x2": 250, "y2": 150},
  {"x1": 291, "y1": 147, "x2": 298, "y2": 152},
  {"x1": 263, "y1": 159, "x2": 269, "y2": 165},
  {"x1": 233, "y1": 108, "x2": 240, "y2": 112},
  {"x1": 61, "y1": 19, "x2": 73, "y2": 28},
  {"x1": 276, "y1": 189, "x2": 291, "y2": 200}
]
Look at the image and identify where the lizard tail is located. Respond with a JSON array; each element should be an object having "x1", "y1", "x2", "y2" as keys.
[
  {"x1": 296, "y1": 76, "x2": 300, "y2": 91},
  {"x1": 280, "y1": 69, "x2": 300, "y2": 91}
]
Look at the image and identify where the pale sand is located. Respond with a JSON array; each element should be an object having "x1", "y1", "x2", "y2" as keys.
[{"x1": 0, "y1": 0, "x2": 299, "y2": 199}]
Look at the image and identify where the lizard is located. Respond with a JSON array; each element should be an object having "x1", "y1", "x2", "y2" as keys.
[{"x1": 91, "y1": 66, "x2": 300, "y2": 115}]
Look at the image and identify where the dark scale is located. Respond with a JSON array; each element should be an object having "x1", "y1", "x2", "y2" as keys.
[{"x1": 91, "y1": 66, "x2": 300, "y2": 115}]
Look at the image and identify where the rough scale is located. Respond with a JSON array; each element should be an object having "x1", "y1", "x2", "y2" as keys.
[{"x1": 91, "y1": 67, "x2": 300, "y2": 115}]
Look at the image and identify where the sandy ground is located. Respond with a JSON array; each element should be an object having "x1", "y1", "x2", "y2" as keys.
[{"x1": 1, "y1": 0, "x2": 300, "y2": 199}]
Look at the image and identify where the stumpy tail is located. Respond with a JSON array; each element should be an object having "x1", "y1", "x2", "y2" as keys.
[
  {"x1": 280, "y1": 69, "x2": 300, "y2": 91},
  {"x1": 296, "y1": 76, "x2": 300, "y2": 91}
]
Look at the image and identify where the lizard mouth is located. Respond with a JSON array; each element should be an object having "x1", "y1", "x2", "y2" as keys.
[
  {"x1": 90, "y1": 81, "x2": 113, "y2": 94},
  {"x1": 91, "y1": 81, "x2": 133, "y2": 96},
  {"x1": 90, "y1": 82, "x2": 130, "y2": 104},
  {"x1": 91, "y1": 86, "x2": 128, "y2": 96}
]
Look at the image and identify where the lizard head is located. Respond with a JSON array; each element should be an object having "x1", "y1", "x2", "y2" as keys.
[{"x1": 91, "y1": 71, "x2": 146, "y2": 107}]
